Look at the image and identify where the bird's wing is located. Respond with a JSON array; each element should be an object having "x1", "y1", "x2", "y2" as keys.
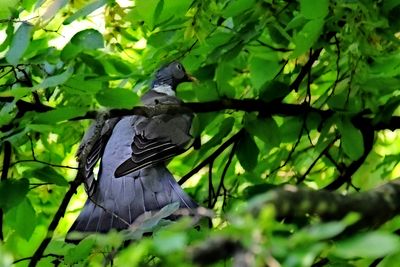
[
  {"x1": 77, "y1": 117, "x2": 120, "y2": 195},
  {"x1": 114, "y1": 113, "x2": 193, "y2": 177}
]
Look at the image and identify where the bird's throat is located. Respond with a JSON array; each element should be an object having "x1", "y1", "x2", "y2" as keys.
[{"x1": 152, "y1": 84, "x2": 176, "y2": 96}]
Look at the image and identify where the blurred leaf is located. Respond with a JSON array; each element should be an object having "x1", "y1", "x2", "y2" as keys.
[
  {"x1": 135, "y1": 0, "x2": 159, "y2": 29},
  {"x1": 300, "y1": 0, "x2": 329, "y2": 19},
  {"x1": 236, "y1": 131, "x2": 259, "y2": 171},
  {"x1": 337, "y1": 117, "x2": 364, "y2": 161},
  {"x1": 33, "y1": 66, "x2": 74, "y2": 90},
  {"x1": 28, "y1": 166, "x2": 69, "y2": 186},
  {"x1": 333, "y1": 232, "x2": 400, "y2": 259},
  {"x1": 96, "y1": 88, "x2": 139, "y2": 108},
  {"x1": 154, "y1": 230, "x2": 187, "y2": 254},
  {"x1": 123, "y1": 202, "x2": 179, "y2": 240},
  {"x1": 291, "y1": 19, "x2": 324, "y2": 58},
  {"x1": 34, "y1": 107, "x2": 88, "y2": 124},
  {"x1": 65, "y1": 238, "x2": 96, "y2": 264},
  {"x1": 0, "y1": 22, "x2": 14, "y2": 52},
  {"x1": 63, "y1": 0, "x2": 108, "y2": 25},
  {"x1": 0, "y1": 245, "x2": 13, "y2": 267},
  {"x1": 0, "y1": 179, "x2": 29, "y2": 211},
  {"x1": 5, "y1": 22, "x2": 34, "y2": 65},
  {"x1": 223, "y1": 0, "x2": 255, "y2": 17},
  {"x1": 0, "y1": 0, "x2": 18, "y2": 19}
]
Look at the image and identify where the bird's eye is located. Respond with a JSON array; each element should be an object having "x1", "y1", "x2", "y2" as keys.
[{"x1": 176, "y1": 63, "x2": 183, "y2": 70}]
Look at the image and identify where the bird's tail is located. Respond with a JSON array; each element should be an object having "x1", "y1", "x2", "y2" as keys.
[{"x1": 66, "y1": 166, "x2": 197, "y2": 241}]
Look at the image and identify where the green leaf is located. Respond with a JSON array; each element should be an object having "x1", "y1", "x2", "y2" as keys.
[
  {"x1": 0, "y1": 22, "x2": 14, "y2": 52},
  {"x1": 157, "y1": 0, "x2": 192, "y2": 22},
  {"x1": 249, "y1": 57, "x2": 281, "y2": 90},
  {"x1": 123, "y1": 202, "x2": 179, "y2": 241},
  {"x1": 61, "y1": 29, "x2": 104, "y2": 60},
  {"x1": 33, "y1": 66, "x2": 74, "y2": 90},
  {"x1": 5, "y1": 22, "x2": 34, "y2": 65},
  {"x1": 71, "y1": 29, "x2": 104, "y2": 49},
  {"x1": 215, "y1": 62, "x2": 236, "y2": 98},
  {"x1": 300, "y1": 0, "x2": 329, "y2": 19},
  {"x1": 65, "y1": 238, "x2": 96, "y2": 264},
  {"x1": 337, "y1": 117, "x2": 364, "y2": 161},
  {"x1": 6, "y1": 199, "x2": 37, "y2": 240},
  {"x1": 64, "y1": 75, "x2": 103, "y2": 95},
  {"x1": 96, "y1": 88, "x2": 139, "y2": 108},
  {"x1": 28, "y1": 166, "x2": 69, "y2": 186},
  {"x1": 0, "y1": 0, "x2": 18, "y2": 19},
  {"x1": 333, "y1": 232, "x2": 400, "y2": 259},
  {"x1": 259, "y1": 81, "x2": 291, "y2": 102},
  {"x1": 63, "y1": 0, "x2": 108, "y2": 25},
  {"x1": 245, "y1": 115, "x2": 280, "y2": 148},
  {"x1": 200, "y1": 117, "x2": 235, "y2": 153},
  {"x1": 135, "y1": 0, "x2": 159, "y2": 29},
  {"x1": 154, "y1": 230, "x2": 187, "y2": 255},
  {"x1": 291, "y1": 19, "x2": 324, "y2": 58},
  {"x1": 223, "y1": 0, "x2": 256, "y2": 18},
  {"x1": 236, "y1": 131, "x2": 259, "y2": 171},
  {"x1": 0, "y1": 179, "x2": 29, "y2": 211},
  {"x1": 34, "y1": 107, "x2": 88, "y2": 124}
]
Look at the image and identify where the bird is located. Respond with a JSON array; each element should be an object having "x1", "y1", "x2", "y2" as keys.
[{"x1": 66, "y1": 62, "x2": 198, "y2": 240}]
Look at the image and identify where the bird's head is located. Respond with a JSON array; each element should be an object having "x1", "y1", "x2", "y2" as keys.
[{"x1": 151, "y1": 61, "x2": 196, "y2": 91}]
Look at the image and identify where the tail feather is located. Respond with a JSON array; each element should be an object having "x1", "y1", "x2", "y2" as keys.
[{"x1": 67, "y1": 165, "x2": 196, "y2": 241}]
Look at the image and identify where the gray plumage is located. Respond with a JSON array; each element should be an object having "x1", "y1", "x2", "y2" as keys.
[{"x1": 67, "y1": 62, "x2": 197, "y2": 239}]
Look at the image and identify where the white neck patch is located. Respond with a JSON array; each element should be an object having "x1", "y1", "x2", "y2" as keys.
[{"x1": 152, "y1": 84, "x2": 175, "y2": 96}]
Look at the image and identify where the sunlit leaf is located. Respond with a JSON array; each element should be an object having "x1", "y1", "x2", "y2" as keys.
[
  {"x1": 63, "y1": 0, "x2": 108, "y2": 25},
  {"x1": 96, "y1": 88, "x2": 139, "y2": 108},
  {"x1": 300, "y1": 0, "x2": 329, "y2": 19},
  {"x1": 333, "y1": 232, "x2": 400, "y2": 259},
  {"x1": 291, "y1": 19, "x2": 324, "y2": 58}
]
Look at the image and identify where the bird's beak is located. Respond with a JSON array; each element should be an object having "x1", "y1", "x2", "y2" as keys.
[{"x1": 186, "y1": 74, "x2": 198, "y2": 83}]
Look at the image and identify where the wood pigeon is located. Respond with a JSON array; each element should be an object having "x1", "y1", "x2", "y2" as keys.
[{"x1": 67, "y1": 62, "x2": 198, "y2": 240}]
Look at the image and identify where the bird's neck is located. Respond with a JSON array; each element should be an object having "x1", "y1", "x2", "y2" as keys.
[{"x1": 152, "y1": 84, "x2": 176, "y2": 96}]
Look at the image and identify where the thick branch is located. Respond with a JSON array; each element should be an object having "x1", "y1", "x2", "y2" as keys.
[
  {"x1": 4, "y1": 99, "x2": 400, "y2": 132},
  {"x1": 250, "y1": 178, "x2": 400, "y2": 229}
]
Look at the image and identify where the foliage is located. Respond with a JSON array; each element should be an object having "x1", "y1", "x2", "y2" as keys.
[{"x1": 1, "y1": 0, "x2": 400, "y2": 266}]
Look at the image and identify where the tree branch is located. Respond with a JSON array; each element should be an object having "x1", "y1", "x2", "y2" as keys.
[{"x1": 250, "y1": 178, "x2": 400, "y2": 229}]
